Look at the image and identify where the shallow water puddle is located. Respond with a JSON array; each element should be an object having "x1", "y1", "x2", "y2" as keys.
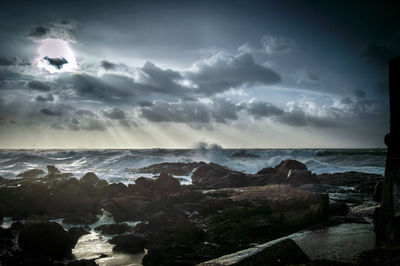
[
  {"x1": 292, "y1": 222, "x2": 375, "y2": 262},
  {"x1": 72, "y1": 230, "x2": 145, "y2": 266}
]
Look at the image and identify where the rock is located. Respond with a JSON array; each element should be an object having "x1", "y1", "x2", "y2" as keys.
[
  {"x1": 287, "y1": 169, "x2": 318, "y2": 185},
  {"x1": 236, "y1": 239, "x2": 310, "y2": 265},
  {"x1": 44, "y1": 165, "x2": 73, "y2": 179},
  {"x1": 318, "y1": 171, "x2": 384, "y2": 193},
  {"x1": 47, "y1": 165, "x2": 61, "y2": 174},
  {"x1": 134, "y1": 172, "x2": 181, "y2": 194},
  {"x1": 356, "y1": 246, "x2": 400, "y2": 265},
  {"x1": 68, "y1": 227, "x2": 90, "y2": 242},
  {"x1": 275, "y1": 160, "x2": 307, "y2": 173},
  {"x1": 192, "y1": 163, "x2": 248, "y2": 188},
  {"x1": 109, "y1": 234, "x2": 146, "y2": 253},
  {"x1": 134, "y1": 162, "x2": 205, "y2": 176},
  {"x1": 18, "y1": 222, "x2": 78, "y2": 258},
  {"x1": 256, "y1": 167, "x2": 277, "y2": 175},
  {"x1": 373, "y1": 180, "x2": 383, "y2": 202},
  {"x1": 66, "y1": 259, "x2": 98, "y2": 266},
  {"x1": 17, "y1": 169, "x2": 44, "y2": 178},
  {"x1": 80, "y1": 172, "x2": 107, "y2": 188},
  {"x1": 94, "y1": 223, "x2": 133, "y2": 235}
]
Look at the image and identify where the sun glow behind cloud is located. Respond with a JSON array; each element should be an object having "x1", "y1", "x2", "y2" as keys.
[{"x1": 36, "y1": 39, "x2": 78, "y2": 73}]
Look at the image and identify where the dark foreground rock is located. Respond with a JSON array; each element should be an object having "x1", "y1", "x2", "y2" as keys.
[
  {"x1": 134, "y1": 162, "x2": 206, "y2": 176},
  {"x1": 110, "y1": 234, "x2": 146, "y2": 253},
  {"x1": 18, "y1": 222, "x2": 79, "y2": 258},
  {"x1": 236, "y1": 239, "x2": 310, "y2": 265}
]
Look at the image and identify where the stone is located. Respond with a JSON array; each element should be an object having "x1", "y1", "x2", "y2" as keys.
[
  {"x1": 109, "y1": 234, "x2": 146, "y2": 253},
  {"x1": 17, "y1": 169, "x2": 44, "y2": 178},
  {"x1": 236, "y1": 239, "x2": 310, "y2": 265},
  {"x1": 18, "y1": 222, "x2": 78, "y2": 258}
]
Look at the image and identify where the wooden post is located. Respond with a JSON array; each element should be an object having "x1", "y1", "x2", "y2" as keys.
[{"x1": 377, "y1": 56, "x2": 400, "y2": 246}]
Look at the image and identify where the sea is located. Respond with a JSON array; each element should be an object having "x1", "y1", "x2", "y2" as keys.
[{"x1": 0, "y1": 148, "x2": 386, "y2": 184}]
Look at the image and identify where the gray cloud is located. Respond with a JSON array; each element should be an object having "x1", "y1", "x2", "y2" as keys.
[
  {"x1": 36, "y1": 94, "x2": 54, "y2": 102},
  {"x1": 40, "y1": 108, "x2": 62, "y2": 116},
  {"x1": 29, "y1": 26, "x2": 50, "y2": 38},
  {"x1": 293, "y1": 68, "x2": 320, "y2": 84},
  {"x1": 360, "y1": 43, "x2": 398, "y2": 66},
  {"x1": 28, "y1": 21, "x2": 76, "y2": 41},
  {"x1": 186, "y1": 52, "x2": 281, "y2": 95},
  {"x1": 102, "y1": 107, "x2": 126, "y2": 120},
  {"x1": 354, "y1": 89, "x2": 366, "y2": 99},
  {"x1": 27, "y1": 80, "x2": 51, "y2": 91},
  {"x1": 241, "y1": 100, "x2": 284, "y2": 118},
  {"x1": 260, "y1": 35, "x2": 296, "y2": 55},
  {"x1": 139, "y1": 98, "x2": 240, "y2": 127}
]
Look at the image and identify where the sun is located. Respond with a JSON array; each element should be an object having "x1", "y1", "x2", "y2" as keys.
[{"x1": 36, "y1": 39, "x2": 78, "y2": 74}]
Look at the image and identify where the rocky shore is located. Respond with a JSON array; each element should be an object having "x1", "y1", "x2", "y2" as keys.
[{"x1": 0, "y1": 159, "x2": 390, "y2": 265}]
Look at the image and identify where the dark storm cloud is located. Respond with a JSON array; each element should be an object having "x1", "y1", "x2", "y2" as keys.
[
  {"x1": 360, "y1": 43, "x2": 398, "y2": 66},
  {"x1": 52, "y1": 117, "x2": 106, "y2": 131},
  {"x1": 100, "y1": 60, "x2": 117, "y2": 70},
  {"x1": 27, "y1": 80, "x2": 51, "y2": 91},
  {"x1": 139, "y1": 61, "x2": 186, "y2": 95},
  {"x1": 29, "y1": 26, "x2": 50, "y2": 38},
  {"x1": 36, "y1": 94, "x2": 54, "y2": 102},
  {"x1": 241, "y1": 100, "x2": 284, "y2": 118},
  {"x1": 186, "y1": 52, "x2": 281, "y2": 95},
  {"x1": 260, "y1": 35, "x2": 296, "y2": 55},
  {"x1": 137, "y1": 101, "x2": 153, "y2": 107},
  {"x1": 28, "y1": 21, "x2": 77, "y2": 41},
  {"x1": 102, "y1": 107, "x2": 126, "y2": 120},
  {"x1": 40, "y1": 108, "x2": 62, "y2": 116},
  {"x1": 277, "y1": 111, "x2": 341, "y2": 128},
  {"x1": 0, "y1": 57, "x2": 30, "y2": 66},
  {"x1": 354, "y1": 89, "x2": 366, "y2": 99},
  {"x1": 139, "y1": 99, "x2": 240, "y2": 126},
  {"x1": 0, "y1": 70, "x2": 23, "y2": 81}
]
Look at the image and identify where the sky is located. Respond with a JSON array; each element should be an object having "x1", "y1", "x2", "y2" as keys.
[{"x1": 0, "y1": 0, "x2": 399, "y2": 149}]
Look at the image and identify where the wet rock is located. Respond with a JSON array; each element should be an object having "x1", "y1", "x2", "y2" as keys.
[
  {"x1": 100, "y1": 182, "x2": 128, "y2": 198},
  {"x1": 275, "y1": 159, "x2": 307, "y2": 173},
  {"x1": 17, "y1": 169, "x2": 44, "y2": 178},
  {"x1": 192, "y1": 163, "x2": 248, "y2": 188},
  {"x1": 318, "y1": 172, "x2": 384, "y2": 193},
  {"x1": 44, "y1": 165, "x2": 73, "y2": 179},
  {"x1": 256, "y1": 167, "x2": 277, "y2": 175},
  {"x1": 287, "y1": 169, "x2": 318, "y2": 185},
  {"x1": 134, "y1": 162, "x2": 205, "y2": 176},
  {"x1": 94, "y1": 223, "x2": 133, "y2": 235},
  {"x1": 236, "y1": 239, "x2": 310, "y2": 265},
  {"x1": 80, "y1": 172, "x2": 107, "y2": 188},
  {"x1": 18, "y1": 222, "x2": 78, "y2": 258},
  {"x1": 66, "y1": 259, "x2": 98, "y2": 266},
  {"x1": 356, "y1": 245, "x2": 400, "y2": 265},
  {"x1": 109, "y1": 234, "x2": 146, "y2": 253},
  {"x1": 373, "y1": 180, "x2": 383, "y2": 202},
  {"x1": 68, "y1": 227, "x2": 90, "y2": 242}
]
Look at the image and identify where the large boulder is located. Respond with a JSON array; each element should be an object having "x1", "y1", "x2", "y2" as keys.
[
  {"x1": 18, "y1": 222, "x2": 78, "y2": 258},
  {"x1": 94, "y1": 223, "x2": 133, "y2": 235},
  {"x1": 275, "y1": 160, "x2": 307, "y2": 173},
  {"x1": 236, "y1": 239, "x2": 310, "y2": 265},
  {"x1": 109, "y1": 234, "x2": 146, "y2": 253},
  {"x1": 191, "y1": 163, "x2": 248, "y2": 188},
  {"x1": 287, "y1": 170, "x2": 318, "y2": 185},
  {"x1": 134, "y1": 162, "x2": 205, "y2": 176},
  {"x1": 44, "y1": 165, "x2": 72, "y2": 179},
  {"x1": 80, "y1": 172, "x2": 107, "y2": 188},
  {"x1": 17, "y1": 169, "x2": 44, "y2": 179}
]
